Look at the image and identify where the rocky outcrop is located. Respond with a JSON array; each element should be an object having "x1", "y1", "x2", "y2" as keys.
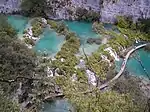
[
  {"x1": 0, "y1": 0, "x2": 150, "y2": 23},
  {"x1": 101, "y1": 0, "x2": 150, "y2": 23},
  {"x1": 0, "y1": 0, "x2": 21, "y2": 13},
  {"x1": 87, "y1": 38, "x2": 101, "y2": 45}
]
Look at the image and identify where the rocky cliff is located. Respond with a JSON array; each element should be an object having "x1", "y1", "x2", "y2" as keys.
[
  {"x1": 0, "y1": 0, "x2": 21, "y2": 13},
  {"x1": 101, "y1": 0, "x2": 150, "y2": 23},
  {"x1": 1, "y1": 0, "x2": 150, "y2": 23}
]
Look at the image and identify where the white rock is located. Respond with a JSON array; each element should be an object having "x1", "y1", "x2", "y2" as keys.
[
  {"x1": 71, "y1": 73, "x2": 77, "y2": 82},
  {"x1": 61, "y1": 58, "x2": 65, "y2": 62},
  {"x1": 104, "y1": 47, "x2": 119, "y2": 61},
  {"x1": 86, "y1": 69, "x2": 97, "y2": 86}
]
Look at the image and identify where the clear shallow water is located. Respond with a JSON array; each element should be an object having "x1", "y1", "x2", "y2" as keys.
[
  {"x1": 7, "y1": 15, "x2": 29, "y2": 34},
  {"x1": 43, "y1": 99, "x2": 74, "y2": 112},
  {"x1": 34, "y1": 28, "x2": 65, "y2": 57},
  {"x1": 64, "y1": 21, "x2": 101, "y2": 55},
  {"x1": 7, "y1": 15, "x2": 150, "y2": 111},
  {"x1": 65, "y1": 21, "x2": 100, "y2": 44},
  {"x1": 7, "y1": 15, "x2": 65, "y2": 57},
  {"x1": 116, "y1": 49, "x2": 150, "y2": 77}
]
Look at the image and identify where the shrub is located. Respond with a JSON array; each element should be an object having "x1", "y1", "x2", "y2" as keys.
[
  {"x1": 31, "y1": 18, "x2": 44, "y2": 37},
  {"x1": 47, "y1": 20, "x2": 58, "y2": 29},
  {"x1": 76, "y1": 7, "x2": 100, "y2": 22},
  {"x1": 24, "y1": 37, "x2": 35, "y2": 46}
]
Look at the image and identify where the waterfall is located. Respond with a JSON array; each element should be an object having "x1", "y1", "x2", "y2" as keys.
[
  {"x1": 104, "y1": 47, "x2": 120, "y2": 61},
  {"x1": 86, "y1": 69, "x2": 97, "y2": 86},
  {"x1": 101, "y1": 54, "x2": 111, "y2": 66}
]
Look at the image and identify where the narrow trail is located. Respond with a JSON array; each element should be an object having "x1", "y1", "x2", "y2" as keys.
[{"x1": 99, "y1": 43, "x2": 149, "y2": 90}]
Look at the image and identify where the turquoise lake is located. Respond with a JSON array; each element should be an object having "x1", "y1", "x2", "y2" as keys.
[
  {"x1": 43, "y1": 99, "x2": 74, "y2": 112},
  {"x1": 7, "y1": 15, "x2": 29, "y2": 34},
  {"x1": 34, "y1": 28, "x2": 65, "y2": 56},
  {"x1": 116, "y1": 48, "x2": 150, "y2": 78},
  {"x1": 7, "y1": 15, "x2": 150, "y2": 112},
  {"x1": 64, "y1": 21, "x2": 100, "y2": 44},
  {"x1": 65, "y1": 21, "x2": 101, "y2": 55}
]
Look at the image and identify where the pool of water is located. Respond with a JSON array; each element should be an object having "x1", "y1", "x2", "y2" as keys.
[
  {"x1": 65, "y1": 21, "x2": 99, "y2": 44},
  {"x1": 7, "y1": 15, "x2": 65, "y2": 57},
  {"x1": 34, "y1": 28, "x2": 65, "y2": 57},
  {"x1": 64, "y1": 21, "x2": 101, "y2": 55},
  {"x1": 7, "y1": 15, "x2": 29, "y2": 34},
  {"x1": 43, "y1": 99, "x2": 74, "y2": 112},
  {"x1": 7, "y1": 15, "x2": 150, "y2": 111},
  {"x1": 116, "y1": 48, "x2": 150, "y2": 78}
]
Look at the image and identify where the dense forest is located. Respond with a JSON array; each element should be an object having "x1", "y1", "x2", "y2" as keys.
[{"x1": 0, "y1": 0, "x2": 150, "y2": 112}]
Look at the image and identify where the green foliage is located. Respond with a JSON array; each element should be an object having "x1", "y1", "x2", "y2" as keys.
[
  {"x1": 112, "y1": 74, "x2": 148, "y2": 111},
  {"x1": 66, "y1": 32, "x2": 76, "y2": 40},
  {"x1": 92, "y1": 22, "x2": 107, "y2": 34},
  {"x1": 137, "y1": 19, "x2": 150, "y2": 35},
  {"x1": 57, "y1": 78, "x2": 140, "y2": 112},
  {"x1": 31, "y1": 18, "x2": 44, "y2": 37},
  {"x1": 24, "y1": 37, "x2": 35, "y2": 46},
  {"x1": 47, "y1": 20, "x2": 69, "y2": 36},
  {"x1": 92, "y1": 16, "x2": 150, "y2": 54},
  {"x1": 0, "y1": 93, "x2": 19, "y2": 112},
  {"x1": 0, "y1": 35, "x2": 36, "y2": 92},
  {"x1": 21, "y1": 0, "x2": 47, "y2": 16},
  {"x1": 47, "y1": 20, "x2": 58, "y2": 29},
  {"x1": 0, "y1": 15, "x2": 17, "y2": 37},
  {"x1": 53, "y1": 36, "x2": 80, "y2": 75},
  {"x1": 116, "y1": 16, "x2": 133, "y2": 29},
  {"x1": 87, "y1": 51, "x2": 110, "y2": 80},
  {"x1": 76, "y1": 7, "x2": 100, "y2": 22}
]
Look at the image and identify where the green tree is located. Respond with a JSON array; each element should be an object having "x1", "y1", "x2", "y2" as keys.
[
  {"x1": 21, "y1": 0, "x2": 47, "y2": 16},
  {"x1": 0, "y1": 15, "x2": 17, "y2": 37},
  {"x1": 0, "y1": 92, "x2": 19, "y2": 112},
  {"x1": 56, "y1": 78, "x2": 140, "y2": 112}
]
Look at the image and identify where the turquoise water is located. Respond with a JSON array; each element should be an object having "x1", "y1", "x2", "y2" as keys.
[
  {"x1": 65, "y1": 21, "x2": 100, "y2": 44},
  {"x1": 116, "y1": 48, "x2": 150, "y2": 77},
  {"x1": 34, "y1": 28, "x2": 65, "y2": 56},
  {"x1": 43, "y1": 99, "x2": 74, "y2": 112},
  {"x1": 7, "y1": 15, "x2": 29, "y2": 34},
  {"x1": 7, "y1": 15, "x2": 150, "y2": 111},
  {"x1": 65, "y1": 21, "x2": 101, "y2": 55},
  {"x1": 7, "y1": 15, "x2": 65, "y2": 56}
]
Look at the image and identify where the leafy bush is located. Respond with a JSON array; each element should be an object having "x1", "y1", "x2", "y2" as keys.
[
  {"x1": 47, "y1": 20, "x2": 58, "y2": 29},
  {"x1": 21, "y1": 0, "x2": 47, "y2": 16},
  {"x1": 31, "y1": 18, "x2": 44, "y2": 37},
  {"x1": 24, "y1": 37, "x2": 35, "y2": 46},
  {"x1": 53, "y1": 35, "x2": 80, "y2": 75},
  {"x1": 76, "y1": 7, "x2": 100, "y2": 22},
  {"x1": 47, "y1": 20, "x2": 69, "y2": 36},
  {"x1": 0, "y1": 93, "x2": 19, "y2": 112}
]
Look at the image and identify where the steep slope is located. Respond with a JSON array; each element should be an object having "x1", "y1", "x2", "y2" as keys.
[{"x1": 0, "y1": 0, "x2": 150, "y2": 23}]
